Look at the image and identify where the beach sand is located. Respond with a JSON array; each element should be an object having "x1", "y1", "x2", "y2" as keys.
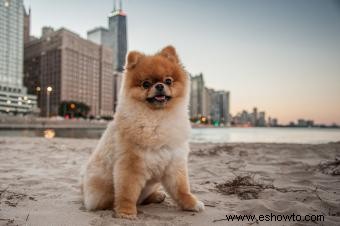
[{"x1": 0, "y1": 137, "x2": 339, "y2": 226}]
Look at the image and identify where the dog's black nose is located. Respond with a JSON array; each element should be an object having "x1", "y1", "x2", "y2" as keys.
[{"x1": 155, "y1": 83, "x2": 164, "y2": 91}]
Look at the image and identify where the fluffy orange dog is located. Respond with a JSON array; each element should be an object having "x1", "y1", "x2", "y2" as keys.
[{"x1": 81, "y1": 46, "x2": 204, "y2": 219}]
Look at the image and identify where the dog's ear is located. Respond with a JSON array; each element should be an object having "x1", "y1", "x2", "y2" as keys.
[
  {"x1": 159, "y1": 45, "x2": 179, "y2": 63},
  {"x1": 126, "y1": 51, "x2": 144, "y2": 70}
]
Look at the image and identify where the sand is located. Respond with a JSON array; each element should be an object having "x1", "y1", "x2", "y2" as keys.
[{"x1": 0, "y1": 137, "x2": 339, "y2": 226}]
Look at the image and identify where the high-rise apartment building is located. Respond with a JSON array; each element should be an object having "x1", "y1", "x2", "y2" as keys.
[
  {"x1": 190, "y1": 73, "x2": 230, "y2": 126},
  {"x1": 207, "y1": 90, "x2": 230, "y2": 125},
  {"x1": 217, "y1": 90, "x2": 230, "y2": 125},
  {"x1": 24, "y1": 28, "x2": 113, "y2": 117},
  {"x1": 258, "y1": 111, "x2": 266, "y2": 127},
  {"x1": 0, "y1": 0, "x2": 37, "y2": 114},
  {"x1": 190, "y1": 73, "x2": 205, "y2": 119}
]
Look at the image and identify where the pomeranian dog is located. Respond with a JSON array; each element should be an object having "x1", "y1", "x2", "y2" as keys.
[{"x1": 81, "y1": 45, "x2": 204, "y2": 219}]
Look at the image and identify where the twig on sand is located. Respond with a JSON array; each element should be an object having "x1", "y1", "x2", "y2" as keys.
[
  {"x1": 0, "y1": 218, "x2": 14, "y2": 224},
  {"x1": 25, "y1": 213, "x2": 30, "y2": 222},
  {"x1": 314, "y1": 186, "x2": 332, "y2": 216},
  {"x1": 204, "y1": 204, "x2": 216, "y2": 207},
  {"x1": 314, "y1": 186, "x2": 324, "y2": 202},
  {"x1": 212, "y1": 218, "x2": 229, "y2": 223},
  {"x1": 0, "y1": 186, "x2": 9, "y2": 198}
]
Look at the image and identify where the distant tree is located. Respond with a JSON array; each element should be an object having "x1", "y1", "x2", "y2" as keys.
[{"x1": 58, "y1": 101, "x2": 90, "y2": 118}]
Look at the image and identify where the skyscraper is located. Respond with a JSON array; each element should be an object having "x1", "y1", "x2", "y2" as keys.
[
  {"x1": 208, "y1": 90, "x2": 230, "y2": 126},
  {"x1": 108, "y1": 0, "x2": 127, "y2": 73},
  {"x1": 87, "y1": 0, "x2": 127, "y2": 112},
  {"x1": 189, "y1": 73, "x2": 205, "y2": 120},
  {"x1": 88, "y1": 0, "x2": 127, "y2": 72},
  {"x1": 23, "y1": 5, "x2": 30, "y2": 43},
  {"x1": 0, "y1": 0, "x2": 37, "y2": 114}
]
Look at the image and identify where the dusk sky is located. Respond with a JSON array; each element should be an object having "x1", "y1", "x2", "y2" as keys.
[{"x1": 23, "y1": 0, "x2": 340, "y2": 124}]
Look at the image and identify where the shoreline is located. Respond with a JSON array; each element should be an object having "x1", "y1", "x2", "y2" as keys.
[
  {"x1": 1, "y1": 116, "x2": 339, "y2": 130},
  {"x1": 1, "y1": 124, "x2": 340, "y2": 130}
]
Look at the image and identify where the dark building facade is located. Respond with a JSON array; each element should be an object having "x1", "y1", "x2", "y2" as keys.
[
  {"x1": 87, "y1": 0, "x2": 127, "y2": 72},
  {"x1": 87, "y1": 0, "x2": 127, "y2": 112},
  {"x1": 24, "y1": 28, "x2": 113, "y2": 117},
  {"x1": 23, "y1": 6, "x2": 30, "y2": 43},
  {"x1": 108, "y1": 7, "x2": 127, "y2": 72}
]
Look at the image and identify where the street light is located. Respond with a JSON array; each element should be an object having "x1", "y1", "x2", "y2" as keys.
[{"x1": 46, "y1": 86, "x2": 53, "y2": 117}]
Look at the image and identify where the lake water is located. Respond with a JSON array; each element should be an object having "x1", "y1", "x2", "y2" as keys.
[
  {"x1": 191, "y1": 127, "x2": 340, "y2": 144},
  {"x1": 0, "y1": 127, "x2": 340, "y2": 144}
]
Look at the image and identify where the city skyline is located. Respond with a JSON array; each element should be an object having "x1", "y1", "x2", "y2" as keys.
[{"x1": 23, "y1": 0, "x2": 340, "y2": 124}]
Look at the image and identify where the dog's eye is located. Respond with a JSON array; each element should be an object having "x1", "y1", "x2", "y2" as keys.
[
  {"x1": 142, "y1": 81, "x2": 151, "y2": 89},
  {"x1": 164, "y1": 78, "x2": 173, "y2": 85}
]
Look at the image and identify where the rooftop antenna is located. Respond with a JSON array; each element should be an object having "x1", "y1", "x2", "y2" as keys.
[
  {"x1": 113, "y1": 0, "x2": 117, "y2": 12},
  {"x1": 119, "y1": 0, "x2": 123, "y2": 11}
]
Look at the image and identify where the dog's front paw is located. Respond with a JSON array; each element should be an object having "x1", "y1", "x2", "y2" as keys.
[
  {"x1": 192, "y1": 200, "x2": 205, "y2": 212},
  {"x1": 115, "y1": 212, "x2": 137, "y2": 220},
  {"x1": 182, "y1": 200, "x2": 205, "y2": 212}
]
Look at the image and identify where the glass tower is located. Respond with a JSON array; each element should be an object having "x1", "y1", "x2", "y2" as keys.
[
  {"x1": 87, "y1": 0, "x2": 127, "y2": 113},
  {"x1": 0, "y1": 0, "x2": 24, "y2": 88},
  {"x1": 0, "y1": 0, "x2": 37, "y2": 114},
  {"x1": 87, "y1": 0, "x2": 127, "y2": 72},
  {"x1": 108, "y1": 4, "x2": 127, "y2": 72}
]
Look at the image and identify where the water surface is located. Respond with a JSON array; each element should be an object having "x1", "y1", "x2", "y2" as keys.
[{"x1": 0, "y1": 127, "x2": 339, "y2": 144}]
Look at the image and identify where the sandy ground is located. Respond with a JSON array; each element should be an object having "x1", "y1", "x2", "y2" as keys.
[{"x1": 0, "y1": 137, "x2": 339, "y2": 226}]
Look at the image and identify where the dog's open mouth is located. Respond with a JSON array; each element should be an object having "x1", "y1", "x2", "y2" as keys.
[{"x1": 147, "y1": 95, "x2": 172, "y2": 103}]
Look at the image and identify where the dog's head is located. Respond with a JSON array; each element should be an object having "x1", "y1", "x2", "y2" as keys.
[{"x1": 123, "y1": 45, "x2": 189, "y2": 110}]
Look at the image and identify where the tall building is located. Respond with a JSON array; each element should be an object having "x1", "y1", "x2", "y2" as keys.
[
  {"x1": 203, "y1": 87, "x2": 213, "y2": 119},
  {"x1": 190, "y1": 73, "x2": 205, "y2": 120},
  {"x1": 189, "y1": 73, "x2": 230, "y2": 126},
  {"x1": 297, "y1": 119, "x2": 314, "y2": 127},
  {"x1": 257, "y1": 111, "x2": 266, "y2": 127},
  {"x1": 108, "y1": 0, "x2": 127, "y2": 73},
  {"x1": 217, "y1": 91, "x2": 230, "y2": 125},
  {"x1": 23, "y1": 5, "x2": 30, "y2": 43},
  {"x1": 208, "y1": 90, "x2": 230, "y2": 126},
  {"x1": 24, "y1": 28, "x2": 113, "y2": 117},
  {"x1": 0, "y1": 0, "x2": 37, "y2": 114},
  {"x1": 268, "y1": 117, "x2": 278, "y2": 127},
  {"x1": 87, "y1": 0, "x2": 127, "y2": 112},
  {"x1": 88, "y1": 0, "x2": 127, "y2": 72},
  {"x1": 252, "y1": 107, "x2": 258, "y2": 126}
]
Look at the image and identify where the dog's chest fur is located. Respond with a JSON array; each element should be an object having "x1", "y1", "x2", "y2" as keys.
[{"x1": 142, "y1": 146, "x2": 185, "y2": 180}]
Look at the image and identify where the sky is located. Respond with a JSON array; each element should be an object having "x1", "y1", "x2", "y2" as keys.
[{"x1": 23, "y1": 0, "x2": 340, "y2": 124}]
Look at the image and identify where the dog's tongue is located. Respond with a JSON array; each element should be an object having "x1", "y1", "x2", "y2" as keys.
[{"x1": 155, "y1": 96, "x2": 166, "y2": 101}]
